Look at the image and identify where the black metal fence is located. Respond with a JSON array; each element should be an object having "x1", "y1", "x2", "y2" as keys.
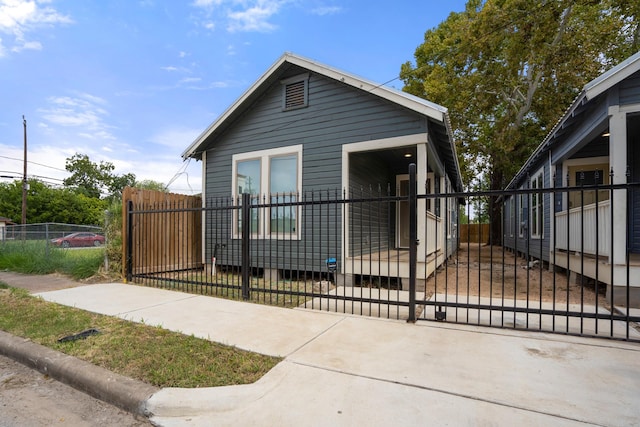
[{"x1": 125, "y1": 168, "x2": 640, "y2": 342}]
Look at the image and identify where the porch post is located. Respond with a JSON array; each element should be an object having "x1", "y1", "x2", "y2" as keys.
[
  {"x1": 408, "y1": 163, "x2": 417, "y2": 322},
  {"x1": 417, "y1": 142, "x2": 428, "y2": 261},
  {"x1": 609, "y1": 105, "x2": 627, "y2": 266}
]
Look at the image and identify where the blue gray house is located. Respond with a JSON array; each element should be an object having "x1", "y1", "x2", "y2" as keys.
[
  {"x1": 182, "y1": 53, "x2": 463, "y2": 288},
  {"x1": 503, "y1": 51, "x2": 640, "y2": 306}
]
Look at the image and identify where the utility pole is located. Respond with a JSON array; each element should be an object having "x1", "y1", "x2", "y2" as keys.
[{"x1": 22, "y1": 115, "x2": 27, "y2": 226}]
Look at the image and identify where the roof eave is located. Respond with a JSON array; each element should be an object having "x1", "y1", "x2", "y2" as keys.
[
  {"x1": 584, "y1": 50, "x2": 640, "y2": 101},
  {"x1": 182, "y1": 52, "x2": 449, "y2": 159},
  {"x1": 181, "y1": 53, "x2": 292, "y2": 160}
]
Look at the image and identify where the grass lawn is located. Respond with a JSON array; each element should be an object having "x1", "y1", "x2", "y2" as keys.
[
  {"x1": 0, "y1": 284, "x2": 281, "y2": 388},
  {"x1": 0, "y1": 240, "x2": 104, "y2": 280}
]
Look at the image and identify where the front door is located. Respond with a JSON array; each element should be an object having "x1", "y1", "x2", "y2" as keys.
[{"x1": 397, "y1": 175, "x2": 410, "y2": 248}]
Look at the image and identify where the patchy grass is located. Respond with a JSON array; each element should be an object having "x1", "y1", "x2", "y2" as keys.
[
  {"x1": 0, "y1": 287, "x2": 280, "y2": 388},
  {"x1": 0, "y1": 240, "x2": 103, "y2": 280},
  {"x1": 135, "y1": 271, "x2": 319, "y2": 308}
]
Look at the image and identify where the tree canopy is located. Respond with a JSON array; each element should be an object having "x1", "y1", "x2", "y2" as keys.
[
  {"x1": 63, "y1": 153, "x2": 136, "y2": 199},
  {"x1": 401, "y1": 0, "x2": 639, "y2": 190},
  {"x1": 0, "y1": 179, "x2": 107, "y2": 225},
  {"x1": 0, "y1": 154, "x2": 170, "y2": 225}
]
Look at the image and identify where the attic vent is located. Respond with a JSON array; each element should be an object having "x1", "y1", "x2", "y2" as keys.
[{"x1": 281, "y1": 73, "x2": 309, "y2": 111}]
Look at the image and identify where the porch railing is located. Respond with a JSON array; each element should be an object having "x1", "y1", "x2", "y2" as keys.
[{"x1": 555, "y1": 200, "x2": 610, "y2": 257}]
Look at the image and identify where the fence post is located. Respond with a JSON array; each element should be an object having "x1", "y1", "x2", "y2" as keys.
[
  {"x1": 126, "y1": 200, "x2": 133, "y2": 283},
  {"x1": 408, "y1": 163, "x2": 417, "y2": 322},
  {"x1": 241, "y1": 193, "x2": 251, "y2": 300}
]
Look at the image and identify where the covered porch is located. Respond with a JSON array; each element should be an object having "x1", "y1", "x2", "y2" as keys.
[
  {"x1": 551, "y1": 104, "x2": 640, "y2": 306},
  {"x1": 340, "y1": 134, "x2": 457, "y2": 290}
]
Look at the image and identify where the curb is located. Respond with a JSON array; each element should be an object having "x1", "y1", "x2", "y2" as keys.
[{"x1": 0, "y1": 329, "x2": 159, "y2": 416}]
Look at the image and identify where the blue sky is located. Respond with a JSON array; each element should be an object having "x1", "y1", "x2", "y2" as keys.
[{"x1": 0, "y1": 0, "x2": 467, "y2": 195}]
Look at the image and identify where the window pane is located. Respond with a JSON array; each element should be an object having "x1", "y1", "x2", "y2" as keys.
[
  {"x1": 270, "y1": 155, "x2": 297, "y2": 233},
  {"x1": 237, "y1": 159, "x2": 260, "y2": 195},
  {"x1": 269, "y1": 155, "x2": 297, "y2": 193},
  {"x1": 237, "y1": 159, "x2": 261, "y2": 234}
]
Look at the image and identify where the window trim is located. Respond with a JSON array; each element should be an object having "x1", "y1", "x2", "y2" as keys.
[
  {"x1": 232, "y1": 144, "x2": 303, "y2": 239},
  {"x1": 281, "y1": 73, "x2": 309, "y2": 111},
  {"x1": 530, "y1": 168, "x2": 544, "y2": 239}
]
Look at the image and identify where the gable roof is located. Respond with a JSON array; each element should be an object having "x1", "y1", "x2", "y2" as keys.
[
  {"x1": 506, "y1": 50, "x2": 640, "y2": 189},
  {"x1": 181, "y1": 53, "x2": 462, "y2": 189}
]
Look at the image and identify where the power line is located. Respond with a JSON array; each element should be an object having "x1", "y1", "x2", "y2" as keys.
[{"x1": 0, "y1": 154, "x2": 67, "y2": 172}]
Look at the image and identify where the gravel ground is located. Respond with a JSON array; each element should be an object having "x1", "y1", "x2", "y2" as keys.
[{"x1": 0, "y1": 354, "x2": 151, "y2": 427}]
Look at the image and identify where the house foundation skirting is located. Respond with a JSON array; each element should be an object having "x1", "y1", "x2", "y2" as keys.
[
  {"x1": 344, "y1": 250, "x2": 443, "y2": 291},
  {"x1": 552, "y1": 251, "x2": 640, "y2": 307}
]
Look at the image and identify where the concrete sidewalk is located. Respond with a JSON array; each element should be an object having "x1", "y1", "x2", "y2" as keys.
[{"x1": 30, "y1": 283, "x2": 640, "y2": 426}]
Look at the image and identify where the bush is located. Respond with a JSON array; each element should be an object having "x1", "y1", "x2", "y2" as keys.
[{"x1": 104, "y1": 200, "x2": 123, "y2": 276}]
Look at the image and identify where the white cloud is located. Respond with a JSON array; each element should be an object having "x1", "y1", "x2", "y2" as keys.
[
  {"x1": 311, "y1": 5, "x2": 342, "y2": 16},
  {"x1": 161, "y1": 65, "x2": 192, "y2": 73},
  {"x1": 180, "y1": 77, "x2": 202, "y2": 84},
  {"x1": 192, "y1": 0, "x2": 224, "y2": 7},
  {"x1": 192, "y1": 0, "x2": 287, "y2": 34},
  {"x1": 0, "y1": 0, "x2": 72, "y2": 56},
  {"x1": 10, "y1": 38, "x2": 40, "y2": 52},
  {"x1": 228, "y1": 1, "x2": 284, "y2": 32},
  {"x1": 38, "y1": 93, "x2": 116, "y2": 140},
  {"x1": 148, "y1": 127, "x2": 202, "y2": 149}
]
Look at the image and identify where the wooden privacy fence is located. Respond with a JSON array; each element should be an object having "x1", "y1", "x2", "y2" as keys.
[
  {"x1": 122, "y1": 187, "x2": 202, "y2": 278},
  {"x1": 459, "y1": 223, "x2": 490, "y2": 244}
]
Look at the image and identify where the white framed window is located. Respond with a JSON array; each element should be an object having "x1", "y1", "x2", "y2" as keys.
[
  {"x1": 232, "y1": 144, "x2": 303, "y2": 239},
  {"x1": 281, "y1": 73, "x2": 309, "y2": 111},
  {"x1": 530, "y1": 168, "x2": 544, "y2": 239}
]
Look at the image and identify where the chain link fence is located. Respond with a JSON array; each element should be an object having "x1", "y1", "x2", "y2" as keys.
[{"x1": 1, "y1": 223, "x2": 103, "y2": 243}]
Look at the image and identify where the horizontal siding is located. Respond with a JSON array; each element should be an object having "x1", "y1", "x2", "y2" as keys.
[
  {"x1": 620, "y1": 70, "x2": 640, "y2": 105},
  {"x1": 503, "y1": 162, "x2": 551, "y2": 262},
  {"x1": 204, "y1": 72, "x2": 429, "y2": 271},
  {"x1": 349, "y1": 152, "x2": 394, "y2": 255}
]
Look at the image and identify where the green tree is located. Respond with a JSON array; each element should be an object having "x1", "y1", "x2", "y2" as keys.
[
  {"x1": 63, "y1": 153, "x2": 136, "y2": 200},
  {"x1": 401, "y1": 0, "x2": 639, "y2": 242},
  {"x1": 0, "y1": 179, "x2": 107, "y2": 225},
  {"x1": 0, "y1": 180, "x2": 22, "y2": 222},
  {"x1": 135, "y1": 179, "x2": 167, "y2": 192},
  {"x1": 108, "y1": 173, "x2": 137, "y2": 200}
]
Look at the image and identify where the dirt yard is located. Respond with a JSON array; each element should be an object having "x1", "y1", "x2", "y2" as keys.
[{"x1": 425, "y1": 243, "x2": 608, "y2": 307}]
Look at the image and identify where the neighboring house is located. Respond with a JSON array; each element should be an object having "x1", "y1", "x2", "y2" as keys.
[
  {"x1": 0, "y1": 217, "x2": 15, "y2": 240},
  {"x1": 503, "y1": 51, "x2": 640, "y2": 306},
  {"x1": 182, "y1": 53, "x2": 463, "y2": 288}
]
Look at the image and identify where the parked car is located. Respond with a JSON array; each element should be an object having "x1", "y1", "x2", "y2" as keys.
[{"x1": 51, "y1": 232, "x2": 105, "y2": 248}]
